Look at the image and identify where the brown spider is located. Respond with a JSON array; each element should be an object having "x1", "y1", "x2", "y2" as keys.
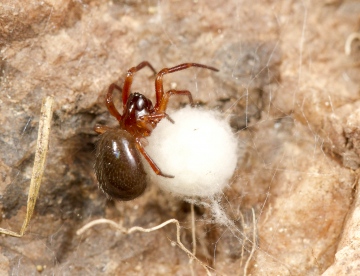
[{"x1": 94, "y1": 61, "x2": 218, "y2": 200}]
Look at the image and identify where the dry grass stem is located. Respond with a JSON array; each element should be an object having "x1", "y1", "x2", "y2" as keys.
[{"x1": 0, "y1": 96, "x2": 53, "y2": 237}]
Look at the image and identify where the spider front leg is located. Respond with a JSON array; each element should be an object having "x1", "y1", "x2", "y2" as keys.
[
  {"x1": 137, "y1": 113, "x2": 174, "y2": 134},
  {"x1": 106, "y1": 83, "x2": 123, "y2": 123},
  {"x1": 141, "y1": 113, "x2": 170, "y2": 121},
  {"x1": 135, "y1": 138, "x2": 174, "y2": 178},
  {"x1": 122, "y1": 61, "x2": 157, "y2": 108},
  {"x1": 106, "y1": 61, "x2": 157, "y2": 123},
  {"x1": 157, "y1": 89, "x2": 194, "y2": 113},
  {"x1": 154, "y1": 63, "x2": 218, "y2": 109}
]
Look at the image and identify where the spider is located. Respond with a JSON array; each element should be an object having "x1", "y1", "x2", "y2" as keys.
[{"x1": 94, "y1": 61, "x2": 218, "y2": 201}]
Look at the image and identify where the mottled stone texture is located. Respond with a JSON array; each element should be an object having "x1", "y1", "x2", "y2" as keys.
[{"x1": 0, "y1": 1, "x2": 359, "y2": 275}]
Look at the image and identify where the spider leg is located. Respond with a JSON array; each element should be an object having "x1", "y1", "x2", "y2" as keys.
[
  {"x1": 135, "y1": 138, "x2": 174, "y2": 178},
  {"x1": 106, "y1": 83, "x2": 123, "y2": 122},
  {"x1": 164, "y1": 113, "x2": 175, "y2": 124},
  {"x1": 157, "y1": 89, "x2": 194, "y2": 113},
  {"x1": 154, "y1": 63, "x2": 218, "y2": 109},
  {"x1": 122, "y1": 61, "x2": 157, "y2": 108},
  {"x1": 136, "y1": 113, "x2": 173, "y2": 134},
  {"x1": 139, "y1": 113, "x2": 171, "y2": 124}
]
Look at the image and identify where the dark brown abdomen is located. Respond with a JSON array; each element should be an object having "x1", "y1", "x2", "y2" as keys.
[{"x1": 94, "y1": 129, "x2": 147, "y2": 201}]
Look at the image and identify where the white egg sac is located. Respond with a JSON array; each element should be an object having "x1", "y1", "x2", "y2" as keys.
[{"x1": 145, "y1": 106, "x2": 238, "y2": 198}]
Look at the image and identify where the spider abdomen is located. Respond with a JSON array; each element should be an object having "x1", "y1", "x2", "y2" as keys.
[{"x1": 94, "y1": 129, "x2": 147, "y2": 201}]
